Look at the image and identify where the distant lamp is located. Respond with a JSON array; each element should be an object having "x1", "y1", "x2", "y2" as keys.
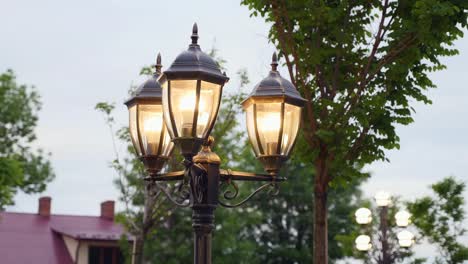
[
  {"x1": 162, "y1": 23, "x2": 229, "y2": 158},
  {"x1": 355, "y1": 235, "x2": 372, "y2": 251},
  {"x1": 375, "y1": 191, "x2": 391, "y2": 207},
  {"x1": 125, "y1": 53, "x2": 174, "y2": 175},
  {"x1": 355, "y1": 207, "x2": 372, "y2": 225},
  {"x1": 395, "y1": 210, "x2": 411, "y2": 227},
  {"x1": 242, "y1": 52, "x2": 306, "y2": 175},
  {"x1": 397, "y1": 230, "x2": 414, "y2": 248}
]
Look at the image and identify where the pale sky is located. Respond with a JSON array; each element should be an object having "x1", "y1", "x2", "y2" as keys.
[{"x1": 1, "y1": 0, "x2": 467, "y2": 260}]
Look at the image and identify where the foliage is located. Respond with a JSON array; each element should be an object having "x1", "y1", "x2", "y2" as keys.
[
  {"x1": 0, "y1": 69, "x2": 54, "y2": 209},
  {"x1": 237, "y1": 135, "x2": 366, "y2": 264},
  {"x1": 240, "y1": 0, "x2": 468, "y2": 261},
  {"x1": 407, "y1": 177, "x2": 468, "y2": 264}
]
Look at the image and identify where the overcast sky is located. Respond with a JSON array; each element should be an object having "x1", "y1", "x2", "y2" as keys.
[{"x1": 1, "y1": 0, "x2": 467, "y2": 260}]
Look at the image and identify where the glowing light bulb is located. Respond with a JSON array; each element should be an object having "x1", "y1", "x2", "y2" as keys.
[
  {"x1": 355, "y1": 207, "x2": 372, "y2": 225},
  {"x1": 355, "y1": 235, "x2": 372, "y2": 251},
  {"x1": 178, "y1": 94, "x2": 207, "y2": 136},
  {"x1": 258, "y1": 112, "x2": 281, "y2": 155},
  {"x1": 397, "y1": 230, "x2": 414, "y2": 248},
  {"x1": 143, "y1": 114, "x2": 163, "y2": 133},
  {"x1": 395, "y1": 210, "x2": 411, "y2": 227},
  {"x1": 375, "y1": 191, "x2": 391, "y2": 207},
  {"x1": 142, "y1": 113, "x2": 163, "y2": 154}
]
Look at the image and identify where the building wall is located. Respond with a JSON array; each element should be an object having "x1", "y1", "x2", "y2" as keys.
[{"x1": 62, "y1": 235, "x2": 120, "y2": 264}]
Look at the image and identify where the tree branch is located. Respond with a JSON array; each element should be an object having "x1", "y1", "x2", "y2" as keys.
[{"x1": 270, "y1": 0, "x2": 318, "y2": 138}]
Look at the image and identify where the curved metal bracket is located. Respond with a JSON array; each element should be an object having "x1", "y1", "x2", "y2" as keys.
[
  {"x1": 145, "y1": 161, "x2": 210, "y2": 208},
  {"x1": 218, "y1": 180, "x2": 280, "y2": 208},
  {"x1": 145, "y1": 165, "x2": 284, "y2": 209},
  {"x1": 153, "y1": 181, "x2": 193, "y2": 207}
]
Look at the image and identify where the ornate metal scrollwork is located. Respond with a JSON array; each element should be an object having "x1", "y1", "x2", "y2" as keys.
[
  {"x1": 147, "y1": 159, "x2": 210, "y2": 207},
  {"x1": 189, "y1": 163, "x2": 208, "y2": 204},
  {"x1": 146, "y1": 177, "x2": 192, "y2": 208},
  {"x1": 218, "y1": 181, "x2": 280, "y2": 208},
  {"x1": 221, "y1": 177, "x2": 239, "y2": 200}
]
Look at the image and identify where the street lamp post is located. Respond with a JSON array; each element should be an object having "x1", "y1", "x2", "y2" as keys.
[
  {"x1": 125, "y1": 23, "x2": 306, "y2": 264},
  {"x1": 354, "y1": 191, "x2": 414, "y2": 264}
]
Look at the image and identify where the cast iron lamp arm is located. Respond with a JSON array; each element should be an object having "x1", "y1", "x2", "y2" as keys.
[
  {"x1": 145, "y1": 167, "x2": 284, "y2": 209},
  {"x1": 218, "y1": 180, "x2": 279, "y2": 208},
  {"x1": 150, "y1": 180, "x2": 193, "y2": 208},
  {"x1": 144, "y1": 162, "x2": 209, "y2": 208},
  {"x1": 143, "y1": 140, "x2": 286, "y2": 209}
]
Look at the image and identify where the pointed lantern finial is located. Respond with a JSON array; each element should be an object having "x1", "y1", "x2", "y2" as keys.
[
  {"x1": 155, "y1": 53, "x2": 162, "y2": 74},
  {"x1": 271, "y1": 52, "x2": 278, "y2": 71},
  {"x1": 191, "y1": 23, "x2": 199, "y2": 45}
]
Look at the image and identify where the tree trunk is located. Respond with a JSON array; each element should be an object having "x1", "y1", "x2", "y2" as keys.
[
  {"x1": 313, "y1": 153, "x2": 329, "y2": 264},
  {"x1": 132, "y1": 184, "x2": 155, "y2": 264},
  {"x1": 379, "y1": 207, "x2": 391, "y2": 264},
  {"x1": 313, "y1": 187, "x2": 328, "y2": 264}
]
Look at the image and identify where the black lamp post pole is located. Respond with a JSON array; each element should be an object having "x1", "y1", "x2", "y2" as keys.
[
  {"x1": 379, "y1": 206, "x2": 391, "y2": 264},
  {"x1": 188, "y1": 140, "x2": 221, "y2": 264}
]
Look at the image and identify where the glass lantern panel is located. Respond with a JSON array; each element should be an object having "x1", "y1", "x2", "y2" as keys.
[
  {"x1": 161, "y1": 80, "x2": 175, "y2": 139},
  {"x1": 196, "y1": 81, "x2": 221, "y2": 138},
  {"x1": 129, "y1": 105, "x2": 141, "y2": 155},
  {"x1": 138, "y1": 104, "x2": 164, "y2": 155},
  {"x1": 169, "y1": 80, "x2": 197, "y2": 137},
  {"x1": 280, "y1": 104, "x2": 301, "y2": 155},
  {"x1": 245, "y1": 104, "x2": 260, "y2": 156},
  {"x1": 161, "y1": 124, "x2": 174, "y2": 157},
  {"x1": 255, "y1": 102, "x2": 282, "y2": 155}
]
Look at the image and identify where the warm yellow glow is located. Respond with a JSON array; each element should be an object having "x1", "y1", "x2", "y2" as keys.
[
  {"x1": 143, "y1": 114, "x2": 163, "y2": 133},
  {"x1": 178, "y1": 94, "x2": 209, "y2": 137},
  {"x1": 245, "y1": 103, "x2": 300, "y2": 157},
  {"x1": 397, "y1": 230, "x2": 414, "y2": 248},
  {"x1": 355, "y1": 207, "x2": 372, "y2": 225},
  {"x1": 179, "y1": 94, "x2": 206, "y2": 111},
  {"x1": 375, "y1": 191, "x2": 391, "y2": 207},
  {"x1": 257, "y1": 112, "x2": 281, "y2": 154},
  {"x1": 141, "y1": 112, "x2": 163, "y2": 154},
  {"x1": 355, "y1": 235, "x2": 372, "y2": 251},
  {"x1": 198, "y1": 112, "x2": 209, "y2": 126},
  {"x1": 395, "y1": 211, "x2": 411, "y2": 227},
  {"x1": 258, "y1": 113, "x2": 281, "y2": 146},
  {"x1": 258, "y1": 113, "x2": 281, "y2": 132},
  {"x1": 129, "y1": 106, "x2": 141, "y2": 155}
]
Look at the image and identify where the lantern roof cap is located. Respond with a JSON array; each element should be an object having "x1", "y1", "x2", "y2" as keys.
[
  {"x1": 124, "y1": 53, "x2": 163, "y2": 106},
  {"x1": 163, "y1": 23, "x2": 229, "y2": 84},
  {"x1": 242, "y1": 52, "x2": 306, "y2": 107}
]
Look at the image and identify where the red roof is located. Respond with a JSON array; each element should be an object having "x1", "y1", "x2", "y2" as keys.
[{"x1": 0, "y1": 212, "x2": 129, "y2": 264}]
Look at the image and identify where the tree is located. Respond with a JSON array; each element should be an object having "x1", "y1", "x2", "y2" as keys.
[
  {"x1": 243, "y1": 137, "x2": 363, "y2": 264},
  {"x1": 0, "y1": 69, "x2": 54, "y2": 209},
  {"x1": 407, "y1": 177, "x2": 468, "y2": 264},
  {"x1": 240, "y1": 1, "x2": 468, "y2": 262}
]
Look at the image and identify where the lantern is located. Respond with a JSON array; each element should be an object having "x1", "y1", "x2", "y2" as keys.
[
  {"x1": 375, "y1": 191, "x2": 391, "y2": 207},
  {"x1": 355, "y1": 207, "x2": 372, "y2": 225},
  {"x1": 355, "y1": 235, "x2": 372, "y2": 251},
  {"x1": 397, "y1": 230, "x2": 415, "y2": 248},
  {"x1": 161, "y1": 23, "x2": 229, "y2": 158},
  {"x1": 242, "y1": 52, "x2": 306, "y2": 175},
  {"x1": 125, "y1": 53, "x2": 174, "y2": 175},
  {"x1": 395, "y1": 210, "x2": 411, "y2": 227}
]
